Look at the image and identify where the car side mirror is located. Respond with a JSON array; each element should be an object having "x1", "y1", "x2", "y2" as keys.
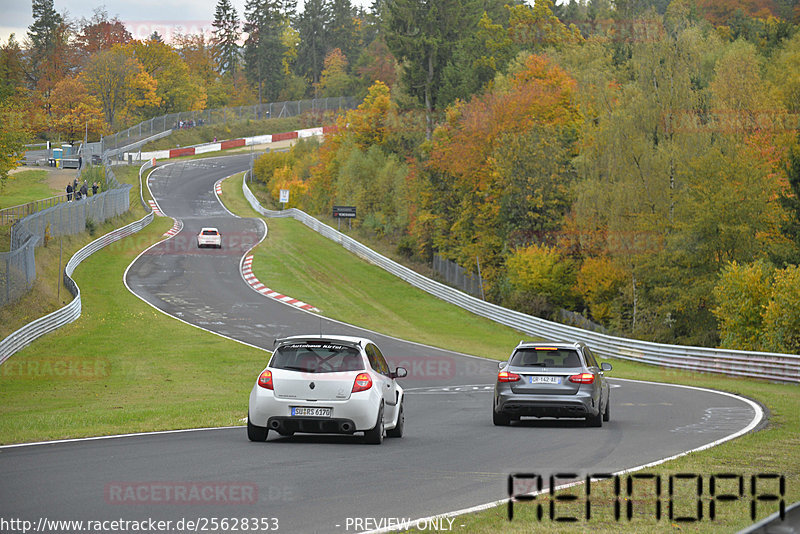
[
  {"x1": 601, "y1": 362, "x2": 612, "y2": 372},
  {"x1": 394, "y1": 367, "x2": 408, "y2": 379}
]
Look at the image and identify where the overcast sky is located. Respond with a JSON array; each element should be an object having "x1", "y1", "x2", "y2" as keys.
[{"x1": 0, "y1": 0, "x2": 374, "y2": 44}]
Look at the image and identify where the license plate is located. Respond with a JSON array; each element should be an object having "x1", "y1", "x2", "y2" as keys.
[
  {"x1": 291, "y1": 406, "x2": 332, "y2": 417},
  {"x1": 529, "y1": 376, "x2": 561, "y2": 384}
]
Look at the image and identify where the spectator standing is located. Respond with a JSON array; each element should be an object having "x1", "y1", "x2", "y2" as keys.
[
  {"x1": 66, "y1": 183, "x2": 73, "y2": 201},
  {"x1": 80, "y1": 181, "x2": 88, "y2": 199},
  {"x1": 92, "y1": 182, "x2": 99, "y2": 195}
]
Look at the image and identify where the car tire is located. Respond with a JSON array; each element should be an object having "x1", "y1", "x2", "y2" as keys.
[
  {"x1": 602, "y1": 399, "x2": 610, "y2": 422},
  {"x1": 364, "y1": 404, "x2": 384, "y2": 444},
  {"x1": 586, "y1": 410, "x2": 603, "y2": 427},
  {"x1": 386, "y1": 403, "x2": 404, "y2": 438},
  {"x1": 493, "y1": 409, "x2": 511, "y2": 426},
  {"x1": 247, "y1": 417, "x2": 268, "y2": 442}
]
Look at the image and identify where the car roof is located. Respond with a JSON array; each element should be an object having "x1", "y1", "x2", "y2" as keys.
[
  {"x1": 514, "y1": 341, "x2": 583, "y2": 350},
  {"x1": 199, "y1": 227, "x2": 219, "y2": 232},
  {"x1": 274, "y1": 334, "x2": 374, "y2": 349}
]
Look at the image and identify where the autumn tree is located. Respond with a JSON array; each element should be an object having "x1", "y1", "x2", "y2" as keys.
[
  {"x1": 315, "y1": 48, "x2": 353, "y2": 97},
  {"x1": 75, "y1": 8, "x2": 132, "y2": 61},
  {"x1": 50, "y1": 77, "x2": 106, "y2": 143},
  {"x1": 0, "y1": 35, "x2": 26, "y2": 103},
  {"x1": 132, "y1": 39, "x2": 207, "y2": 115},
  {"x1": 0, "y1": 102, "x2": 28, "y2": 188},
  {"x1": 81, "y1": 45, "x2": 159, "y2": 127}
]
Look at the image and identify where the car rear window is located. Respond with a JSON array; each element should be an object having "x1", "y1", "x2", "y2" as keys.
[
  {"x1": 202, "y1": 230, "x2": 218, "y2": 235},
  {"x1": 510, "y1": 348, "x2": 583, "y2": 368},
  {"x1": 270, "y1": 342, "x2": 364, "y2": 373}
]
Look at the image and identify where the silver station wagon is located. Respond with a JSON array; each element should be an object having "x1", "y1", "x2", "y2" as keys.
[{"x1": 493, "y1": 341, "x2": 612, "y2": 427}]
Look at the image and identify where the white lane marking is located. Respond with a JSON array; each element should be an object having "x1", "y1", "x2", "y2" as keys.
[{"x1": 362, "y1": 378, "x2": 764, "y2": 534}]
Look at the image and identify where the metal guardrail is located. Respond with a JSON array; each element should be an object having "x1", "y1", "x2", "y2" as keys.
[
  {"x1": 0, "y1": 211, "x2": 155, "y2": 364},
  {"x1": 138, "y1": 159, "x2": 156, "y2": 212},
  {"x1": 242, "y1": 176, "x2": 800, "y2": 384}
]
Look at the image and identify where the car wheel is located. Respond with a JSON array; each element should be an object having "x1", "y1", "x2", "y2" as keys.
[
  {"x1": 493, "y1": 409, "x2": 511, "y2": 426},
  {"x1": 603, "y1": 399, "x2": 610, "y2": 422},
  {"x1": 386, "y1": 403, "x2": 404, "y2": 438},
  {"x1": 364, "y1": 404, "x2": 384, "y2": 444},
  {"x1": 247, "y1": 417, "x2": 268, "y2": 441},
  {"x1": 586, "y1": 410, "x2": 603, "y2": 428}
]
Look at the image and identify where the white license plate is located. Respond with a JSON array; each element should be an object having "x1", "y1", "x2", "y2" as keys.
[
  {"x1": 291, "y1": 406, "x2": 332, "y2": 417},
  {"x1": 529, "y1": 376, "x2": 561, "y2": 384}
]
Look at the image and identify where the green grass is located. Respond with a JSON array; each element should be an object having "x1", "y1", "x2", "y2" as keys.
[
  {"x1": 0, "y1": 214, "x2": 268, "y2": 443},
  {"x1": 0, "y1": 170, "x2": 62, "y2": 209}
]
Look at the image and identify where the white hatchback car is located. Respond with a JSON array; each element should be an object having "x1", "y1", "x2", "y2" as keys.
[
  {"x1": 197, "y1": 227, "x2": 221, "y2": 248},
  {"x1": 248, "y1": 335, "x2": 407, "y2": 444}
]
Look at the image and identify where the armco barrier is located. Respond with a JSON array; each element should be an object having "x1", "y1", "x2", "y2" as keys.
[
  {"x1": 0, "y1": 212, "x2": 154, "y2": 364},
  {"x1": 242, "y1": 176, "x2": 800, "y2": 384}
]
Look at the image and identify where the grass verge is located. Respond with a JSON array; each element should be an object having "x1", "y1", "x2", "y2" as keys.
[
  {"x1": 0, "y1": 165, "x2": 147, "y2": 339},
  {"x1": 0, "y1": 213, "x2": 268, "y2": 443},
  {"x1": 0, "y1": 169, "x2": 62, "y2": 209},
  {"x1": 221, "y1": 173, "x2": 800, "y2": 532}
]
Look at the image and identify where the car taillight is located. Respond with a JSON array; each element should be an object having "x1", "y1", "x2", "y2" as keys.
[
  {"x1": 497, "y1": 371, "x2": 521, "y2": 382},
  {"x1": 352, "y1": 372, "x2": 373, "y2": 393},
  {"x1": 569, "y1": 373, "x2": 595, "y2": 384},
  {"x1": 258, "y1": 370, "x2": 273, "y2": 390}
]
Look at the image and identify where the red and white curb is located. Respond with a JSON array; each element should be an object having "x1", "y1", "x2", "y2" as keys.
[
  {"x1": 148, "y1": 200, "x2": 164, "y2": 216},
  {"x1": 241, "y1": 255, "x2": 320, "y2": 313},
  {"x1": 215, "y1": 181, "x2": 223, "y2": 196},
  {"x1": 163, "y1": 219, "x2": 182, "y2": 237}
]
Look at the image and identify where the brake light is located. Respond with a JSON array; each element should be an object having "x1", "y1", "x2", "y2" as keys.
[
  {"x1": 569, "y1": 373, "x2": 595, "y2": 384},
  {"x1": 497, "y1": 371, "x2": 521, "y2": 382},
  {"x1": 352, "y1": 372, "x2": 373, "y2": 393},
  {"x1": 258, "y1": 370, "x2": 273, "y2": 390}
]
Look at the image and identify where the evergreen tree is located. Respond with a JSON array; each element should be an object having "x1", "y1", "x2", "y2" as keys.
[
  {"x1": 296, "y1": 0, "x2": 330, "y2": 85},
  {"x1": 244, "y1": 0, "x2": 287, "y2": 104},
  {"x1": 26, "y1": 0, "x2": 65, "y2": 87},
  {"x1": 328, "y1": 0, "x2": 359, "y2": 64},
  {"x1": 212, "y1": 0, "x2": 241, "y2": 79},
  {"x1": 384, "y1": 0, "x2": 482, "y2": 138}
]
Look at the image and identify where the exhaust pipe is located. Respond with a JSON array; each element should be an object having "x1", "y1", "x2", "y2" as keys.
[
  {"x1": 269, "y1": 420, "x2": 281, "y2": 429},
  {"x1": 340, "y1": 422, "x2": 352, "y2": 432}
]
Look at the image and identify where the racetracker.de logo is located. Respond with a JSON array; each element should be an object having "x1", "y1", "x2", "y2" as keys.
[{"x1": 105, "y1": 482, "x2": 258, "y2": 505}]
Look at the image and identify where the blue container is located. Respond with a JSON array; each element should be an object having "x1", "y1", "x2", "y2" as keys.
[
  {"x1": 61, "y1": 144, "x2": 72, "y2": 157},
  {"x1": 53, "y1": 148, "x2": 63, "y2": 159}
]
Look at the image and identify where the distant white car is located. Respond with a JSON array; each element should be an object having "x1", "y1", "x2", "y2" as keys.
[
  {"x1": 197, "y1": 227, "x2": 221, "y2": 248},
  {"x1": 248, "y1": 335, "x2": 407, "y2": 444}
]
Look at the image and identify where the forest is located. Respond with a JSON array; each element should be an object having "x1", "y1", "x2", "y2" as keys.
[{"x1": 2, "y1": 0, "x2": 800, "y2": 352}]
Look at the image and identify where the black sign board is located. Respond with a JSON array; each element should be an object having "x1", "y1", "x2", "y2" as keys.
[{"x1": 333, "y1": 205, "x2": 357, "y2": 218}]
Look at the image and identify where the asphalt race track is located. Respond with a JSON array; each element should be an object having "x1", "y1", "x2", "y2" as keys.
[{"x1": 0, "y1": 155, "x2": 762, "y2": 533}]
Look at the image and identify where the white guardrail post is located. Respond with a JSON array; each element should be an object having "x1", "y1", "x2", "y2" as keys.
[{"x1": 242, "y1": 175, "x2": 800, "y2": 384}]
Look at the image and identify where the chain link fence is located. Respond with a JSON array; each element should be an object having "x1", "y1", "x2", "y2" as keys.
[
  {"x1": 432, "y1": 254, "x2": 484, "y2": 299},
  {"x1": 101, "y1": 97, "x2": 357, "y2": 154},
  {"x1": 0, "y1": 166, "x2": 131, "y2": 307}
]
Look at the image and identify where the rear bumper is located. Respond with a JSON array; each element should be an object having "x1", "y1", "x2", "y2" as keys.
[
  {"x1": 267, "y1": 416, "x2": 357, "y2": 434},
  {"x1": 495, "y1": 390, "x2": 598, "y2": 418},
  {"x1": 249, "y1": 384, "x2": 380, "y2": 432}
]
